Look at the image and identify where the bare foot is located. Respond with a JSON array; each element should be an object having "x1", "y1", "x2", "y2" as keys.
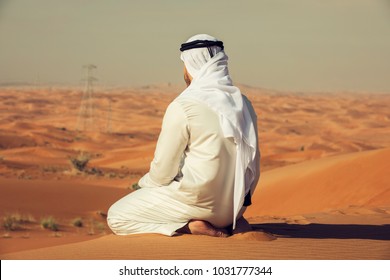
[
  {"x1": 232, "y1": 216, "x2": 252, "y2": 235},
  {"x1": 185, "y1": 220, "x2": 229, "y2": 238}
]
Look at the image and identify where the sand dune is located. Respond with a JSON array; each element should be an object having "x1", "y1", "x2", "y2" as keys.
[
  {"x1": 246, "y1": 148, "x2": 390, "y2": 217},
  {"x1": 1, "y1": 86, "x2": 389, "y2": 259},
  {"x1": 3, "y1": 232, "x2": 389, "y2": 260}
]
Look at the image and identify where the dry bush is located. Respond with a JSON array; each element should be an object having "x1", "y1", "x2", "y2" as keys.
[
  {"x1": 41, "y1": 216, "x2": 59, "y2": 231},
  {"x1": 2, "y1": 212, "x2": 35, "y2": 231},
  {"x1": 69, "y1": 153, "x2": 90, "y2": 171},
  {"x1": 72, "y1": 217, "x2": 83, "y2": 227}
]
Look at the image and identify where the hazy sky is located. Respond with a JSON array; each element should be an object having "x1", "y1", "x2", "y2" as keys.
[{"x1": 0, "y1": 0, "x2": 389, "y2": 92}]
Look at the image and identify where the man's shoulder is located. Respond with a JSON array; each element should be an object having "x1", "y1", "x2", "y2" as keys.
[
  {"x1": 165, "y1": 97, "x2": 202, "y2": 116},
  {"x1": 173, "y1": 95, "x2": 209, "y2": 109}
]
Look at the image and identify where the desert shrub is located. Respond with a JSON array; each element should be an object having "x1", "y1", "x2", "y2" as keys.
[
  {"x1": 72, "y1": 217, "x2": 83, "y2": 227},
  {"x1": 3, "y1": 215, "x2": 19, "y2": 231},
  {"x1": 41, "y1": 216, "x2": 59, "y2": 231},
  {"x1": 70, "y1": 153, "x2": 90, "y2": 171},
  {"x1": 2, "y1": 213, "x2": 35, "y2": 231}
]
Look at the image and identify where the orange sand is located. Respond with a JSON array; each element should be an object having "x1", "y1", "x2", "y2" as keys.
[{"x1": 0, "y1": 86, "x2": 389, "y2": 259}]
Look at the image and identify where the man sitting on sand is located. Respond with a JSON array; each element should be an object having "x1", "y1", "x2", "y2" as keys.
[{"x1": 107, "y1": 34, "x2": 260, "y2": 237}]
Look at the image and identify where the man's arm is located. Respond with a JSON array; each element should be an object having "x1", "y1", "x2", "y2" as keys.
[{"x1": 139, "y1": 101, "x2": 189, "y2": 187}]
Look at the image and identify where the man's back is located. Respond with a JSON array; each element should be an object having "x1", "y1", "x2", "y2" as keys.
[
  {"x1": 138, "y1": 97, "x2": 236, "y2": 227},
  {"x1": 173, "y1": 97, "x2": 237, "y2": 227}
]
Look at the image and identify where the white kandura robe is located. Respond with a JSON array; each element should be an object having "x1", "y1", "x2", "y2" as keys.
[{"x1": 107, "y1": 96, "x2": 259, "y2": 236}]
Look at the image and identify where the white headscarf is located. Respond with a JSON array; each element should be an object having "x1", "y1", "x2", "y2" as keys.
[{"x1": 179, "y1": 34, "x2": 258, "y2": 229}]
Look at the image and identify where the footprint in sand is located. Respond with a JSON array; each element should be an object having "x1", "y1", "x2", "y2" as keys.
[{"x1": 230, "y1": 231, "x2": 277, "y2": 241}]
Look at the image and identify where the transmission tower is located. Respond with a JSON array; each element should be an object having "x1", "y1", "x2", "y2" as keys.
[
  {"x1": 106, "y1": 97, "x2": 113, "y2": 134},
  {"x1": 77, "y1": 64, "x2": 97, "y2": 131}
]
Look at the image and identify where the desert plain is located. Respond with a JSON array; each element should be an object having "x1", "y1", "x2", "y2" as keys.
[{"x1": 0, "y1": 85, "x2": 389, "y2": 259}]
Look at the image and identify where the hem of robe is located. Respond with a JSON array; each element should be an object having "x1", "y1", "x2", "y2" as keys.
[{"x1": 108, "y1": 219, "x2": 188, "y2": 237}]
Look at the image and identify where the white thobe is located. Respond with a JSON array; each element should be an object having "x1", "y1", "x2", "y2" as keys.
[{"x1": 107, "y1": 96, "x2": 259, "y2": 236}]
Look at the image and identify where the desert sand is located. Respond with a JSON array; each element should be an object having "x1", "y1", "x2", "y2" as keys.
[{"x1": 0, "y1": 85, "x2": 389, "y2": 259}]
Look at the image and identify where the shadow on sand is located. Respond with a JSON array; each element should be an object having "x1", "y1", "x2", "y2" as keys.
[{"x1": 252, "y1": 223, "x2": 390, "y2": 241}]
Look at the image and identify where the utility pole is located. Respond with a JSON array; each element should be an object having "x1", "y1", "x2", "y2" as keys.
[{"x1": 77, "y1": 64, "x2": 97, "y2": 131}]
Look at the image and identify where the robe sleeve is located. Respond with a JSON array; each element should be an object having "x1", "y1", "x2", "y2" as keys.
[{"x1": 139, "y1": 101, "x2": 189, "y2": 187}]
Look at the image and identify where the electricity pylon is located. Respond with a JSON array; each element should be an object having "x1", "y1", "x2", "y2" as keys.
[
  {"x1": 77, "y1": 64, "x2": 97, "y2": 131},
  {"x1": 106, "y1": 97, "x2": 113, "y2": 134}
]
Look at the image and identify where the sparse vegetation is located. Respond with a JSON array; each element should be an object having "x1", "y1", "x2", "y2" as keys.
[
  {"x1": 69, "y1": 152, "x2": 105, "y2": 176},
  {"x1": 131, "y1": 183, "x2": 141, "y2": 190},
  {"x1": 72, "y1": 217, "x2": 83, "y2": 227},
  {"x1": 41, "y1": 216, "x2": 59, "y2": 231},
  {"x1": 17, "y1": 171, "x2": 33, "y2": 180},
  {"x1": 86, "y1": 167, "x2": 103, "y2": 176},
  {"x1": 69, "y1": 153, "x2": 90, "y2": 171},
  {"x1": 2, "y1": 212, "x2": 35, "y2": 231},
  {"x1": 3, "y1": 215, "x2": 20, "y2": 231},
  {"x1": 41, "y1": 165, "x2": 69, "y2": 173}
]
